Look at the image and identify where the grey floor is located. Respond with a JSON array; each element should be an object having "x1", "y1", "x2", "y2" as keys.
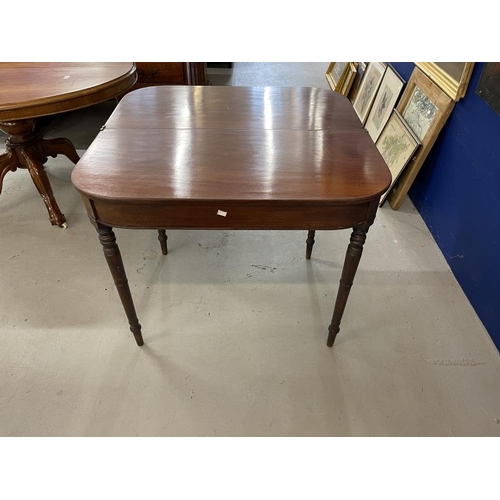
[{"x1": 1, "y1": 63, "x2": 499, "y2": 436}]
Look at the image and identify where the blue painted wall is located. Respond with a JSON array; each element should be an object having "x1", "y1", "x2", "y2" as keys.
[{"x1": 390, "y1": 62, "x2": 500, "y2": 350}]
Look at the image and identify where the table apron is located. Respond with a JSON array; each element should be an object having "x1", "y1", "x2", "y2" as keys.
[{"x1": 82, "y1": 197, "x2": 375, "y2": 230}]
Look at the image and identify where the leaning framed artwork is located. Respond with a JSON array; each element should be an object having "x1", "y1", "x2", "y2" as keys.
[
  {"x1": 416, "y1": 62, "x2": 475, "y2": 101},
  {"x1": 365, "y1": 65, "x2": 405, "y2": 142},
  {"x1": 348, "y1": 62, "x2": 367, "y2": 102},
  {"x1": 375, "y1": 110, "x2": 420, "y2": 206},
  {"x1": 339, "y1": 62, "x2": 358, "y2": 96},
  {"x1": 386, "y1": 67, "x2": 455, "y2": 210},
  {"x1": 352, "y1": 62, "x2": 386, "y2": 124},
  {"x1": 325, "y1": 62, "x2": 349, "y2": 92}
]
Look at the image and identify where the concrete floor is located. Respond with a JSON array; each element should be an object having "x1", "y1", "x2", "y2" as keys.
[{"x1": 1, "y1": 63, "x2": 499, "y2": 436}]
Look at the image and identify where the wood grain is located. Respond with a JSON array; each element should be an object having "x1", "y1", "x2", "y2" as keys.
[
  {"x1": 0, "y1": 63, "x2": 137, "y2": 120},
  {"x1": 106, "y1": 86, "x2": 364, "y2": 131},
  {"x1": 73, "y1": 128, "x2": 391, "y2": 205}
]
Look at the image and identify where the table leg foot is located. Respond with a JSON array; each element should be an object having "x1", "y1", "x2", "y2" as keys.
[
  {"x1": 1, "y1": 119, "x2": 69, "y2": 227},
  {"x1": 306, "y1": 230, "x2": 315, "y2": 259},
  {"x1": 20, "y1": 149, "x2": 67, "y2": 227},
  {"x1": 0, "y1": 149, "x2": 19, "y2": 194},
  {"x1": 158, "y1": 230, "x2": 168, "y2": 255},
  {"x1": 97, "y1": 224, "x2": 144, "y2": 346},
  {"x1": 327, "y1": 226, "x2": 367, "y2": 347},
  {"x1": 327, "y1": 326, "x2": 340, "y2": 347},
  {"x1": 41, "y1": 137, "x2": 81, "y2": 164}
]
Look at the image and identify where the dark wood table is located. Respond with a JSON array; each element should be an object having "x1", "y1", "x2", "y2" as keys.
[
  {"x1": 0, "y1": 62, "x2": 136, "y2": 227},
  {"x1": 72, "y1": 86, "x2": 391, "y2": 347}
]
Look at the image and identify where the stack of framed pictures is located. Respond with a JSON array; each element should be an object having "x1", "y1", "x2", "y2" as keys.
[
  {"x1": 325, "y1": 62, "x2": 358, "y2": 96},
  {"x1": 347, "y1": 62, "x2": 414, "y2": 207},
  {"x1": 352, "y1": 62, "x2": 386, "y2": 124},
  {"x1": 352, "y1": 63, "x2": 405, "y2": 141},
  {"x1": 326, "y1": 62, "x2": 459, "y2": 210},
  {"x1": 386, "y1": 67, "x2": 455, "y2": 209},
  {"x1": 364, "y1": 67, "x2": 405, "y2": 141}
]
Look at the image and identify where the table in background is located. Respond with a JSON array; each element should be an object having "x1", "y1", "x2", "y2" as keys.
[
  {"x1": 0, "y1": 62, "x2": 136, "y2": 227},
  {"x1": 72, "y1": 86, "x2": 391, "y2": 347}
]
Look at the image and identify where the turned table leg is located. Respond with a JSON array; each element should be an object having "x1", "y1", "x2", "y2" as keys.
[
  {"x1": 157, "y1": 230, "x2": 168, "y2": 255},
  {"x1": 327, "y1": 225, "x2": 368, "y2": 347},
  {"x1": 0, "y1": 119, "x2": 81, "y2": 227},
  {"x1": 97, "y1": 224, "x2": 144, "y2": 346},
  {"x1": 305, "y1": 230, "x2": 316, "y2": 259}
]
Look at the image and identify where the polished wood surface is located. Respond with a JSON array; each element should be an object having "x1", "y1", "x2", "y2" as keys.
[
  {"x1": 106, "y1": 86, "x2": 363, "y2": 131},
  {"x1": 72, "y1": 86, "x2": 391, "y2": 347},
  {"x1": 74, "y1": 86, "x2": 387, "y2": 204},
  {"x1": 81, "y1": 198, "x2": 373, "y2": 231},
  {"x1": 0, "y1": 62, "x2": 137, "y2": 120},
  {"x1": 0, "y1": 62, "x2": 136, "y2": 226},
  {"x1": 73, "y1": 128, "x2": 391, "y2": 204}
]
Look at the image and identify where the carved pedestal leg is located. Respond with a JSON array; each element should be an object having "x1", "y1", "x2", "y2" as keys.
[
  {"x1": 20, "y1": 149, "x2": 66, "y2": 227},
  {"x1": 0, "y1": 119, "x2": 72, "y2": 227},
  {"x1": 327, "y1": 226, "x2": 367, "y2": 347},
  {"x1": 97, "y1": 224, "x2": 144, "y2": 346},
  {"x1": 306, "y1": 230, "x2": 316, "y2": 260},
  {"x1": 0, "y1": 149, "x2": 19, "y2": 194},
  {"x1": 41, "y1": 137, "x2": 81, "y2": 164},
  {"x1": 158, "y1": 230, "x2": 168, "y2": 255}
]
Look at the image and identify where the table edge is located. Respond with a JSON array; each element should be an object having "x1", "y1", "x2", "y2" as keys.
[{"x1": 0, "y1": 63, "x2": 137, "y2": 121}]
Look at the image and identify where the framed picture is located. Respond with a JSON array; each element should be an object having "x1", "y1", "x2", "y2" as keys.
[
  {"x1": 352, "y1": 62, "x2": 386, "y2": 124},
  {"x1": 348, "y1": 62, "x2": 367, "y2": 102},
  {"x1": 416, "y1": 62, "x2": 475, "y2": 101},
  {"x1": 325, "y1": 62, "x2": 349, "y2": 92},
  {"x1": 365, "y1": 65, "x2": 405, "y2": 142},
  {"x1": 386, "y1": 67, "x2": 455, "y2": 210},
  {"x1": 339, "y1": 62, "x2": 358, "y2": 96},
  {"x1": 376, "y1": 110, "x2": 420, "y2": 206}
]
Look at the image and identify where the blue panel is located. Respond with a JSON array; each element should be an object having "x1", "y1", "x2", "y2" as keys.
[
  {"x1": 389, "y1": 62, "x2": 500, "y2": 350},
  {"x1": 389, "y1": 62, "x2": 414, "y2": 83}
]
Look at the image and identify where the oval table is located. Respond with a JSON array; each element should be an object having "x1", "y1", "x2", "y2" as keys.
[{"x1": 0, "y1": 62, "x2": 136, "y2": 227}]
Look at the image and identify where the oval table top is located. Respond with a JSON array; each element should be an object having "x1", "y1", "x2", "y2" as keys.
[{"x1": 0, "y1": 62, "x2": 136, "y2": 121}]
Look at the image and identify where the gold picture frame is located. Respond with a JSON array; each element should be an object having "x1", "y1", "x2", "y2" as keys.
[
  {"x1": 415, "y1": 62, "x2": 475, "y2": 101},
  {"x1": 325, "y1": 62, "x2": 350, "y2": 92},
  {"x1": 339, "y1": 62, "x2": 358, "y2": 96},
  {"x1": 387, "y1": 67, "x2": 455, "y2": 210},
  {"x1": 348, "y1": 62, "x2": 367, "y2": 103}
]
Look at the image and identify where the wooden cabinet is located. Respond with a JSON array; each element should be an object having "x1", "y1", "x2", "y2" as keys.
[{"x1": 133, "y1": 62, "x2": 207, "y2": 89}]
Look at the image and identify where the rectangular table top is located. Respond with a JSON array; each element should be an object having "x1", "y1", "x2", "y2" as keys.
[{"x1": 72, "y1": 86, "x2": 390, "y2": 206}]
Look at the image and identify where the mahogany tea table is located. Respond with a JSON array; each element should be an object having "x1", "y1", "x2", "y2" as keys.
[
  {"x1": 72, "y1": 86, "x2": 391, "y2": 347},
  {"x1": 0, "y1": 62, "x2": 136, "y2": 227}
]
